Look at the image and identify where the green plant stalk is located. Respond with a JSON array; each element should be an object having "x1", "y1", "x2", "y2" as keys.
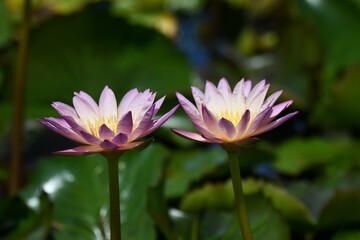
[
  {"x1": 227, "y1": 151, "x2": 253, "y2": 240},
  {"x1": 10, "y1": 0, "x2": 32, "y2": 196},
  {"x1": 105, "y1": 154, "x2": 122, "y2": 240}
]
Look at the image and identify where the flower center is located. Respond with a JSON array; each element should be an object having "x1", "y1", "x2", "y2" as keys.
[
  {"x1": 216, "y1": 110, "x2": 242, "y2": 126},
  {"x1": 82, "y1": 115, "x2": 118, "y2": 137}
]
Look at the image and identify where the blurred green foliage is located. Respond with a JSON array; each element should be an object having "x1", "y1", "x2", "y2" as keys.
[{"x1": 1, "y1": 0, "x2": 360, "y2": 239}]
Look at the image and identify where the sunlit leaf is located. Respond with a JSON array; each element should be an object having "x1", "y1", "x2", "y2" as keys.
[
  {"x1": 20, "y1": 144, "x2": 168, "y2": 240},
  {"x1": 198, "y1": 195, "x2": 290, "y2": 240},
  {"x1": 180, "y1": 179, "x2": 261, "y2": 212}
]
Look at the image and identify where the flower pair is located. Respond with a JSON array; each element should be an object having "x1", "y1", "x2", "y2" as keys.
[{"x1": 40, "y1": 78, "x2": 297, "y2": 154}]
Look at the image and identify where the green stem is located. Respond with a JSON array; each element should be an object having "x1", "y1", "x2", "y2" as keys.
[
  {"x1": 105, "y1": 154, "x2": 122, "y2": 240},
  {"x1": 10, "y1": 0, "x2": 32, "y2": 196},
  {"x1": 227, "y1": 151, "x2": 253, "y2": 240}
]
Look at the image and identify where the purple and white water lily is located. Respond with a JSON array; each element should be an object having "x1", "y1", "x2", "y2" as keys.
[
  {"x1": 172, "y1": 78, "x2": 297, "y2": 146},
  {"x1": 40, "y1": 86, "x2": 178, "y2": 155}
]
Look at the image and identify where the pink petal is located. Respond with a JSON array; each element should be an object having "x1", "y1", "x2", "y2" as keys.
[
  {"x1": 218, "y1": 118, "x2": 236, "y2": 140},
  {"x1": 117, "y1": 111, "x2": 133, "y2": 135},
  {"x1": 176, "y1": 92, "x2": 203, "y2": 127},
  {"x1": 116, "y1": 141, "x2": 149, "y2": 151},
  {"x1": 171, "y1": 129, "x2": 214, "y2": 143},
  {"x1": 217, "y1": 78, "x2": 232, "y2": 105},
  {"x1": 243, "y1": 80, "x2": 252, "y2": 97},
  {"x1": 62, "y1": 116, "x2": 87, "y2": 135},
  {"x1": 39, "y1": 118, "x2": 86, "y2": 143},
  {"x1": 129, "y1": 90, "x2": 156, "y2": 126},
  {"x1": 99, "y1": 86, "x2": 117, "y2": 120},
  {"x1": 79, "y1": 131, "x2": 101, "y2": 145},
  {"x1": 118, "y1": 88, "x2": 139, "y2": 118},
  {"x1": 254, "y1": 111, "x2": 298, "y2": 135},
  {"x1": 260, "y1": 90, "x2": 283, "y2": 111},
  {"x1": 247, "y1": 83, "x2": 270, "y2": 113},
  {"x1": 270, "y1": 100, "x2": 293, "y2": 118},
  {"x1": 129, "y1": 105, "x2": 155, "y2": 141},
  {"x1": 204, "y1": 81, "x2": 227, "y2": 111},
  {"x1": 191, "y1": 86, "x2": 205, "y2": 111},
  {"x1": 142, "y1": 104, "x2": 179, "y2": 137},
  {"x1": 236, "y1": 110, "x2": 250, "y2": 136},
  {"x1": 51, "y1": 102, "x2": 78, "y2": 120},
  {"x1": 73, "y1": 92, "x2": 99, "y2": 122},
  {"x1": 100, "y1": 140, "x2": 117, "y2": 149},
  {"x1": 245, "y1": 108, "x2": 273, "y2": 135},
  {"x1": 201, "y1": 105, "x2": 220, "y2": 134},
  {"x1": 99, "y1": 124, "x2": 115, "y2": 140},
  {"x1": 55, "y1": 145, "x2": 105, "y2": 155},
  {"x1": 153, "y1": 96, "x2": 165, "y2": 115},
  {"x1": 112, "y1": 133, "x2": 128, "y2": 145}
]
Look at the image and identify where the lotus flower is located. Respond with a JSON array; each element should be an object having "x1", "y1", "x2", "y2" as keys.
[
  {"x1": 172, "y1": 78, "x2": 297, "y2": 146},
  {"x1": 40, "y1": 86, "x2": 178, "y2": 155}
]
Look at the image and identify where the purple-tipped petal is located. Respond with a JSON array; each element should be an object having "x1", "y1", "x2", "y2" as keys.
[
  {"x1": 204, "y1": 81, "x2": 227, "y2": 110},
  {"x1": 100, "y1": 140, "x2": 117, "y2": 149},
  {"x1": 112, "y1": 133, "x2": 128, "y2": 145},
  {"x1": 55, "y1": 145, "x2": 105, "y2": 155},
  {"x1": 247, "y1": 83, "x2": 270, "y2": 113},
  {"x1": 218, "y1": 118, "x2": 236, "y2": 140},
  {"x1": 118, "y1": 88, "x2": 139, "y2": 117},
  {"x1": 51, "y1": 102, "x2": 78, "y2": 120},
  {"x1": 39, "y1": 118, "x2": 86, "y2": 143},
  {"x1": 99, "y1": 86, "x2": 117, "y2": 120},
  {"x1": 260, "y1": 90, "x2": 283, "y2": 111},
  {"x1": 245, "y1": 108, "x2": 273, "y2": 135},
  {"x1": 79, "y1": 131, "x2": 101, "y2": 145},
  {"x1": 254, "y1": 111, "x2": 298, "y2": 135},
  {"x1": 171, "y1": 129, "x2": 214, "y2": 143},
  {"x1": 142, "y1": 104, "x2": 179, "y2": 136},
  {"x1": 62, "y1": 116, "x2": 87, "y2": 135},
  {"x1": 176, "y1": 92, "x2": 203, "y2": 126},
  {"x1": 201, "y1": 105, "x2": 220, "y2": 134},
  {"x1": 99, "y1": 124, "x2": 115, "y2": 140},
  {"x1": 73, "y1": 91, "x2": 99, "y2": 122},
  {"x1": 270, "y1": 100, "x2": 293, "y2": 118},
  {"x1": 236, "y1": 110, "x2": 250, "y2": 136},
  {"x1": 217, "y1": 78, "x2": 232, "y2": 105},
  {"x1": 116, "y1": 141, "x2": 149, "y2": 151},
  {"x1": 153, "y1": 96, "x2": 165, "y2": 115},
  {"x1": 191, "y1": 87, "x2": 205, "y2": 111},
  {"x1": 117, "y1": 111, "x2": 133, "y2": 135},
  {"x1": 243, "y1": 80, "x2": 252, "y2": 97},
  {"x1": 129, "y1": 105, "x2": 156, "y2": 140}
]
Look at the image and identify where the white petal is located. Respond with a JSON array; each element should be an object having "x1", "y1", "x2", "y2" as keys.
[{"x1": 99, "y1": 86, "x2": 117, "y2": 119}]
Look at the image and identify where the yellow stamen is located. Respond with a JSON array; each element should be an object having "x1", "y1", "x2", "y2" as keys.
[{"x1": 82, "y1": 115, "x2": 118, "y2": 138}]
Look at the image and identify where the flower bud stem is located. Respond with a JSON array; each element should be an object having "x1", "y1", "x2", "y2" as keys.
[{"x1": 227, "y1": 151, "x2": 253, "y2": 240}]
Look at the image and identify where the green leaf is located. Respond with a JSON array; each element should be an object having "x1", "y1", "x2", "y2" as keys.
[
  {"x1": 274, "y1": 138, "x2": 347, "y2": 176},
  {"x1": 165, "y1": 147, "x2": 227, "y2": 198},
  {"x1": 332, "y1": 230, "x2": 360, "y2": 240},
  {"x1": 262, "y1": 183, "x2": 315, "y2": 227},
  {"x1": 180, "y1": 179, "x2": 261, "y2": 212},
  {"x1": 198, "y1": 195, "x2": 290, "y2": 240},
  {"x1": 318, "y1": 190, "x2": 360, "y2": 230},
  {"x1": 20, "y1": 144, "x2": 168, "y2": 240}
]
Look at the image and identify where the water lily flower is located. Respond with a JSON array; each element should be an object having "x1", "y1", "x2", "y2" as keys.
[
  {"x1": 40, "y1": 86, "x2": 179, "y2": 155},
  {"x1": 172, "y1": 78, "x2": 298, "y2": 147}
]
